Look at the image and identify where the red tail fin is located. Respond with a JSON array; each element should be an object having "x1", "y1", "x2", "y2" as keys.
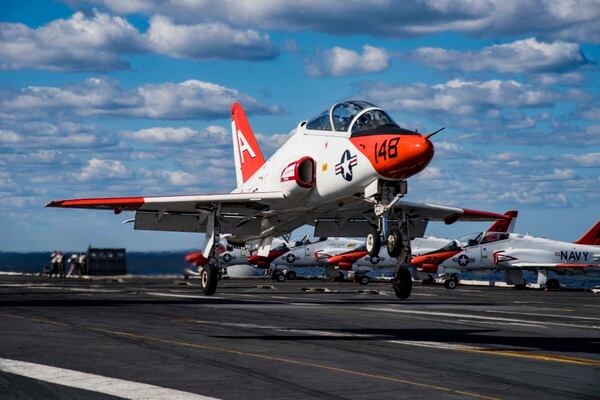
[
  {"x1": 231, "y1": 103, "x2": 265, "y2": 186},
  {"x1": 574, "y1": 221, "x2": 600, "y2": 245},
  {"x1": 487, "y1": 210, "x2": 518, "y2": 233}
]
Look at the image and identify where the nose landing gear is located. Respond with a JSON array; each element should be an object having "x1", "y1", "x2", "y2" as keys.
[{"x1": 364, "y1": 180, "x2": 413, "y2": 300}]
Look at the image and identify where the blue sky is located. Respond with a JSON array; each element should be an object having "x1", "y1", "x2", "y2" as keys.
[{"x1": 1, "y1": 0, "x2": 599, "y2": 251}]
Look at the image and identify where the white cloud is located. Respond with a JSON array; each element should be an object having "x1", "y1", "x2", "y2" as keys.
[
  {"x1": 0, "y1": 130, "x2": 22, "y2": 143},
  {"x1": 534, "y1": 72, "x2": 586, "y2": 85},
  {"x1": 307, "y1": 45, "x2": 390, "y2": 77},
  {"x1": 123, "y1": 125, "x2": 229, "y2": 144},
  {"x1": 0, "y1": 10, "x2": 145, "y2": 71},
  {"x1": 147, "y1": 16, "x2": 277, "y2": 60},
  {"x1": 360, "y1": 78, "x2": 558, "y2": 115},
  {"x1": 0, "y1": 10, "x2": 279, "y2": 71},
  {"x1": 63, "y1": 0, "x2": 600, "y2": 43},
  {"x1": 76, "y1": 158, "x2": 129, "y2": 181},
  {"x1": 0, "y1": 77, "x2": 281, "y2": 120},
  {"x1": 410, "y1": 38, "x2": 589, "y2": 74}
]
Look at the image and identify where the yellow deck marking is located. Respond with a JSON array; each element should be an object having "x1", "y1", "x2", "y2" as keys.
[
  {"x1": 466, "y1": 348, "x2": 600, "y2": 367},
  {"x1": 1, "y1": 313, "x2": 498, "y2": 400}
]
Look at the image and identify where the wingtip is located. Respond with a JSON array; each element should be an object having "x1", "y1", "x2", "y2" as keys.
[{"x1": 45, "y1": 200, "x2": 63, "y2": 208}]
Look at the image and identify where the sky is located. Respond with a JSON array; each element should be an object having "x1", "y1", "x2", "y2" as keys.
[{"x1": 1, "y1": 0, "x2": 599, "y2": 251}]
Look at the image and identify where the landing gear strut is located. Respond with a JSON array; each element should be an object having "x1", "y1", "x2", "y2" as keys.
[
  {"x1": 364, "y1": 179, "x2": 409, "y2": 263},
  {"x1": 199, "y1": 205, "x2": 221, "y2": 296}
]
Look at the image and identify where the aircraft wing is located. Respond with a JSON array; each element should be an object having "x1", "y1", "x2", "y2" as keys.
[
  {"x1": 46, "y1": 192, "x2": 285, "y2": 236},
  {"x1": 392, "y1": 200, "x2": 507, "y2": 224},
  {"x1": 312, "y1": 199, "x2": 508, "y2": 238}
]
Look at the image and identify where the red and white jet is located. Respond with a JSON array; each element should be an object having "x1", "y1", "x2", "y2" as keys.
[
  {"x1": 436, "y1": 221, "x2": 600, "y2": 290},
  {"x1": 47, "y1": 100, "x2": 508, "y2": 298}
]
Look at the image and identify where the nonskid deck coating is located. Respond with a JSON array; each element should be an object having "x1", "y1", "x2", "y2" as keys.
[{"x1": 0, "y1": 275, "x2": 599, "y2": 399}]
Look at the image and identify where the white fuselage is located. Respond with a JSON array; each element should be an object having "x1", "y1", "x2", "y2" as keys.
[
  {"x1": 439, "y1": 233, "x2": 600, "y2": 275},
  {"x1": 273, "y1": 237, "x2": 362, "y2": 267}
]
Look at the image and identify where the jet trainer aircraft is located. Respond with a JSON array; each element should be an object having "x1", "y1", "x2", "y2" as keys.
[
  {"x1": 422, "y1": 219, "x2": 600, "y2": 290},
  {"x1": 249, "y1": 236, "x2": 361, "y2": 281},
  {"x1": 47, "y1": 100, "x2": 508, "y2": 298},
  {"x1": 317, "y1": 236, "x2": 450, "y2": 284},
  {"x1": 411, "y1": 210, "x2": 518, "y2": 288}
]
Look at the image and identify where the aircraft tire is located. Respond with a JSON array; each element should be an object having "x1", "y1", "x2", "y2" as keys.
[
  {"x1": 359, "y1": 275, "x2": 370, "y2": 285},
  {"x1": 546, "y1": 279, "x2": 560, "y2": 291},
  {"x1": 366, "y1": 230, "x2": 381, "y2": 258},
  {"x1": 386, "y1": 229, "x2": 402, "y2": 257},
  {"x1": 286, "y1": 271, "x2": 297, "y2": 280},
  {"x1": 443, "y1": 278, "x2": 458, "y2": 289},
  {"x1": 276, "y1": 272, "x2": 286, "y2": 283},
  {"x1": 392, "y1": 267, "x2": 412, "y2": 299},
  {"x1": 200, "y1": 263, "x2": 218, "y2": 296}
]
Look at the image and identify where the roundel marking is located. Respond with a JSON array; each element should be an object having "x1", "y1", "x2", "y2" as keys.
[
  {"x1": 369, "y1": 256, "x2": 380, "y2": 265},
  {"x1": 457, "y1": 254, "x2": 469, "y2": 267}
]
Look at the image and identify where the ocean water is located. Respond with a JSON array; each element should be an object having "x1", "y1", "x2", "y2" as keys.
[{"x1": 1, "y1": 252, "x2": 599, "y2": 288}]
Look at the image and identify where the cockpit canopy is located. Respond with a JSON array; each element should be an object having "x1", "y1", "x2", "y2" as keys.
[
  {"x1": 305, "y1": 100, "x2": 418, "y2": 136},
  {"x1": 458, "y1": 232, "x2": 510, "y2": 247}
]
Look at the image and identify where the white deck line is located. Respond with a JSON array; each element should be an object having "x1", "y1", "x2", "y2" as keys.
[{"x1": 0, "y1": 357, "x2": 220, "y2": 400}]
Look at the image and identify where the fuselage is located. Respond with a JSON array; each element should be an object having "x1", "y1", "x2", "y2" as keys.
[
  {"x1": 323, "y1": 236, "x2": 450, "y2": 271},
  {"x1": 232, "y1": 101, "x2": 434, "y2": 240},
  {"x1": 439, "y1": 233, "x2": 600, "y2": 275}
]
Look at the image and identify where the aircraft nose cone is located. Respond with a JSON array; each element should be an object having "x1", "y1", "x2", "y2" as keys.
[
  {"x1": 379, "y1": 135, "x2": 434, "y2": 180},
  {"x1": 349, "y1": 133, "x2": 435, "y2": 180}
]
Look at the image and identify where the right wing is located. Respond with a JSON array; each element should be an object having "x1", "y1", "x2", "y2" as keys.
[{"x1": 46, "y1": 192, "x2": 285, "y2": 235}]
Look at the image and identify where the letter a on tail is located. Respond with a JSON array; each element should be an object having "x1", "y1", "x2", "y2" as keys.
[{"x1": 231, "y1": 103, "x2": 265, "y2": 187}]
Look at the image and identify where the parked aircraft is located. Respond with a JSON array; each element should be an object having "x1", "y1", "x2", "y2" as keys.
[
  {"x1": 423, "y1": 219, "x2": 600, "y2": 290},
  {"x1": 317, "y1": 236, "x2": 450, "y2": 284},
  {"x1": 47, "y1": 100, "x2": 508, "y2": 298},
  {"x1": 411, "y1": 211, "x2": 518, "y2": 288},
  {"x1": 184, "y1": 237, "x2": 252, "y2": 279},
  {"x1": 247, "y1": 235, "x2": 361, "y2": 281}
]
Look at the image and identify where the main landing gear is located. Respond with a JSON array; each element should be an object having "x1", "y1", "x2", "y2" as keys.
[
  {"x1": 364, "y1": 180, "x2": 412, "y2": 299},
  {"x1": 199, "y1": 205, "x2": 221, "y2": 296}
]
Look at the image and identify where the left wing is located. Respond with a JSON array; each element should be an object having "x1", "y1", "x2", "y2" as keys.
[{"x1": 312, "y1": 199, "x2": 509, "y2": 238}]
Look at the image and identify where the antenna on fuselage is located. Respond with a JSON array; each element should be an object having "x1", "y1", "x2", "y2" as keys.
[{"x1": 425, "y1": 127, "x2": 445, "y2": 140}]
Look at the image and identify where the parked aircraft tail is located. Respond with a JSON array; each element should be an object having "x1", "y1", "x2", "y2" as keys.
[
  {"x1": 574, "y1": 221, "x2": 600, "y2": 246},
  {"x1": 488, "y1": 210, "x2": 518, "y2": 233},
  {"x1": 231, "y1": 103, "x2": 265, "y2": 187}
]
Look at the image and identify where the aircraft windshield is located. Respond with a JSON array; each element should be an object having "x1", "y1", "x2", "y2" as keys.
[
  {"x1": 458, "y1": 232, "x2": 483, "y2": 247},
  {"x1": 272, "y1": 242, "x2": 289, "y2": 251},
  {"x1": 306, "y1": 108, "x2": 331, "y2": 131},
  {"x1": 480, "y1": 232, "x2": 509, "y2": 244},
  {"x1": 440, "y1": 240, "x2": 462, "y2": 252}
]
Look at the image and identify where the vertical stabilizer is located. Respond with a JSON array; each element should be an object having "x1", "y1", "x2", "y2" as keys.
[
  {"x1": 231, "y1": 103, "x2": 265, "y2": 187},
  {"x1": 574, "y1": 221, "x2": 600, "y2": 245},
  {"x1": 488, "y1": 210, "x2": 518, "y2": 233}
]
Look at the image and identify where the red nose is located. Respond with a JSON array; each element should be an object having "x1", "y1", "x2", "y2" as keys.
[{"x1": 350, "y1": 134, "x2": 434, "y2": 180}]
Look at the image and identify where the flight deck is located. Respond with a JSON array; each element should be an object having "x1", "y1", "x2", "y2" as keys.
[{"x1": 0, "y1": 275, "x2": 599, "y2": 399}]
